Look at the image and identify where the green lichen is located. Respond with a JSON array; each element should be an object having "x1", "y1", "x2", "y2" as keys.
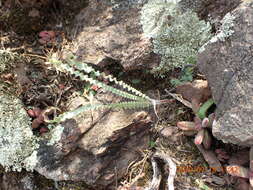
[
  {"x1": 140, "y1": 0, "x2": 212, "y2": 77},
  {"x1": 0, "y1": 88, "x2": 39, "y2": 171}
]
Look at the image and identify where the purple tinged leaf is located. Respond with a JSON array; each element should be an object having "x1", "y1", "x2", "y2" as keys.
[
  {"x1": 202, "y1": 130, "x2": 212, "y2": 150},
  {"x1": 194, "y1": 129, "x2": 205, "y2": 145},
  {"x1": 208, "y1": 113, "x2": 215, "y2": 127},
  {"x1": 202, "y1": 117, "x2": 209, "y2": 128},
  {"x1": 177, "y1": 121, "x2": 196, "y2": 131}
]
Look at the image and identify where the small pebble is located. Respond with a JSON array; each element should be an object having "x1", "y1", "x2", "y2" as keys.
[{"x1": 160, "y1": 127, "x2": 175, "y2": 137}]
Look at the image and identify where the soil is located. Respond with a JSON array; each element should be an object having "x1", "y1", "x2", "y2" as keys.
[{"x1": 0, "y1": 1, "x2": 244, "y2": 190}]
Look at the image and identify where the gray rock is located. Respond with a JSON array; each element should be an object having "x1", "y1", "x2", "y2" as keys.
[
  {"x1": 197, "y1": 1, "x2": 253, "y2": 146},
  {"x1": 70, "y1": 0, "x2": 160, "y2": 71},
  {"x1": 179, "y1": 0, "x2": 240, "y2": 20},
  {"x1": 35, "y1": 93, "x2": 154, "y2": 188}
]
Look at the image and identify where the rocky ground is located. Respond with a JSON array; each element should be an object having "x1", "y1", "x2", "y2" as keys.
[{"x1": 0, "y1": 0, "x2": 253, "y2": 190}]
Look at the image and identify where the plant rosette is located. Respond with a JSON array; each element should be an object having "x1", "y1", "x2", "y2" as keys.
[{"x1": 177, "y1": 99, "x2": 215, "y2": 150}]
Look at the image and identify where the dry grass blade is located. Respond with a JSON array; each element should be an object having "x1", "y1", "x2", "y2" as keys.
[{"x1": 165, "y1": 91, "x2": 192, "y2": 109}]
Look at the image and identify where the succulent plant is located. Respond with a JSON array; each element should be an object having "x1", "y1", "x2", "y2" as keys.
[{"x1": 177, "y1": 113, "x2": 215, "y2": 149}]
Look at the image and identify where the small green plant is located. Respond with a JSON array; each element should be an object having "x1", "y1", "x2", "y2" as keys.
[
  {"x1": 47, "y1": 54, "x2": 171, "y2": 123},
  {"x1": 197, "y1": 99, "x2": 215, "y2": 120},
  {"x1": 170, "y1": 66, "x2": 194, "y2": 86},
  {"x1": 149, "y1": 140, "x2": 156, "y2": 148}
]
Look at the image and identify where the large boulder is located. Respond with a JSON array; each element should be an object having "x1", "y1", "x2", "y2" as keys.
[
  {"x1": 70, "y1": 0, "x2": 159, "y2": 71},
  {"x1": 35, "y1": 93, "x2": 154, "y2": 188},
  {"x1": 197, "y1": 1, "x2": 253, "y2": 146}
]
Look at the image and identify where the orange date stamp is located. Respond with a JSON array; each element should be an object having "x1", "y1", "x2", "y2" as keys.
[{"x1": 177, "y1": 165, "x2": 226, "y2": 173}]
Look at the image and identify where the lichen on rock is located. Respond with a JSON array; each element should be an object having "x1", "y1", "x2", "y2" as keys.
[
  {"x1": 197, "y1": 1, "x2": 253, "y2": 146},
  {"x1": 46, "y1": 124, "x2": 64, "y2": 146},
  {"x1": 0, "y1": 88, "x2": 39, "y2": 171},
  {"x1": 140, "y1": 0, "x2": 180, "y2": 39},
  {"x1": 110, "y1": 0, "x2": 148, "y2": 9},
  {"x1": 140, "y1": 0, "x2": 212, "y2": 76},
  {"x1": 199, "y1": 12, "x2": 236, "y2": 52}
]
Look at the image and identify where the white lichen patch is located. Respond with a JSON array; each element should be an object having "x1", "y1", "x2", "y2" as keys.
[
  {"x1": 47, "y1": 124, "x2": 64, "y2": 146},
  {"x1": 199, "y1": 13, "x2": 236, "y2": 52},
  {"x1": 0, "y1": 89, "x2": 39, "y2": 171},
  {"x1": 212, "y1": 13, "x2": 236, "y2": 42},
  {"x1": 140, "y1": 0, "x2": 179, "y2": 38},
  {"x1": 23, "y1": 150, "x2": 39, "y2": 171},
  {"x1": 110, "y1": 0, "x2": 148, "y2": 10},
  {"x1": 140, "y1": 0, "x2": 212, "y2": 76}
]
